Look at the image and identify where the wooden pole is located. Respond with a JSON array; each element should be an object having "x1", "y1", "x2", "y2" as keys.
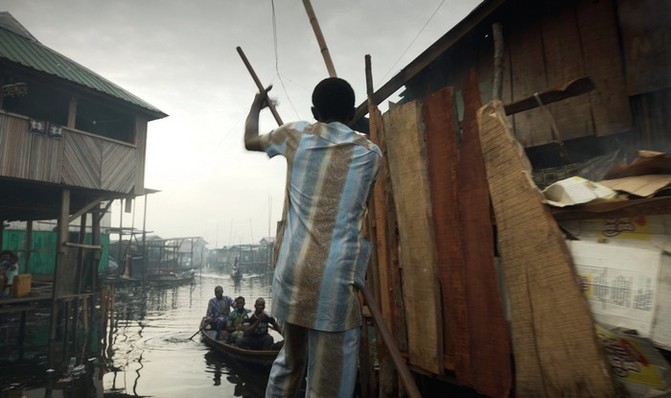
[
  {"x1": 51, "y1": 188, "x2": 70, "y2": 340},
  {"x1": 236, "y1": 46, "x2": 284, "y2": 125},
  {"x1": 360, "y1": 285, "x2": 421, "y2": 398},
  {"x1": 492, "y1": 23, "x2": 504, "y2": 100},
  {"x1": 302, "y1": 0, "x2": 337, "y2": 78},
  {"x1": 142, "y1": 193, "x2": 148, "y2": 282}
]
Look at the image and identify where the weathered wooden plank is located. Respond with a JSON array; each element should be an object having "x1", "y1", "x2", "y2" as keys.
[
  {"x1": 368, "y1": 104, "x2": 394, "y2": 331},
  {"x1": 541, "y1": 2, "x2": 593, "y2": 142},
  {"x1": 62, "y1": 131, "x2": 102, "y2": 189},
  {"x1": 28, "y1": 133, "x2": 61, "y2": 183},
  {"x1": 504, "y1": 77, "x2": 595, "y2": 116},
  {"x1": 576, "y1": 0, "x2": 632, "y2": 136},
  {"x1": 101, "y1": 142, "x2": 135, "y2": 193},
  {"x1": 477, "y1": 100, "x2": 617, "y2": 397},
  {"x1": 459, "y1": 72, "x2": 511, "y2": 397},
  {"x1": 384, "y1": 100, "x2": 442, "y2": 374},
  {"x1": 422, "y1": 86, "x2": 465, "y2": 373},
  {"x1": 506, "y1": 5, "x2": 550, "y2": 146},
  {"x1": 0, "y1": 115, "x2": 31, "y2": 178}
]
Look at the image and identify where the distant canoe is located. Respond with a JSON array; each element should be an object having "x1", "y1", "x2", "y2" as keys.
[
  {"x1": 199, "y1": 318, "x2": 281, "y2": 367},
  {"x1": 146, "y1": 268, "x2": 195, "y2": 287}
]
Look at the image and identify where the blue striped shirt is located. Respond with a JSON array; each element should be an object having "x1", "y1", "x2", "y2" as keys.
[{"x1": 260, "y1": 121, "x2": 381, "y2": 331}]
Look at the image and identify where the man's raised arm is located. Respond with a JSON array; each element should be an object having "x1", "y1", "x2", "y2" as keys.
[{"x1": 244, "y1": 85, "x2": 272, "y2": 152}]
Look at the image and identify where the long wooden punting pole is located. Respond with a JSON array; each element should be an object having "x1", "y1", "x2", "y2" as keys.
[
  {"x1": 236, "y1": 46, "x2": 284, "y2": 126},
  {"x1": 302, "y1": 0, "x2": 337, "y2": 78},
  {"x1": 360, "y1": 285, "x2": 421, "y2": 398}
]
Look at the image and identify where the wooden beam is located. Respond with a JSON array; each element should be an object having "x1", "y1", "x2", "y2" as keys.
[
  {"x1": 64, "y1": 242, "x2": 101, "y2": 250},
  {"x1": 502, "y1": 76, "x2": 596, "y2": 115},
  {"x1": 552, "y1": 196, "x2": 671, "y2": 221},
  {"x1": 68, "y1": 196, "x2": 105, "y2": 224},
  {"x1": 352, "y1": 0, "x2": 506, "y2": 123}
]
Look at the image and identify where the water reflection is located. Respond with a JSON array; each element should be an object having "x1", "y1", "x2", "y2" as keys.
[
  {"x1": 0, "y1": 271, "x2": 276, "y2": 398},
  {"x1": 204, "y1": 351, "x2": 270, "y2": 397}
]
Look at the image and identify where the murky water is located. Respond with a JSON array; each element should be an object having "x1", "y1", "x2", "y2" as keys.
[{"x1": 1, "y1": 270, "x2": 279, "y2": 398}]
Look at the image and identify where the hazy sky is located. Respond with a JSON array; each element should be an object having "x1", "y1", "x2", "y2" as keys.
[{"x1": 1, "y1": 0, "x2": 481, "y2": 247}]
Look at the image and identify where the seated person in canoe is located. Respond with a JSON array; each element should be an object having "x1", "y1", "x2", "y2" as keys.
[
  {"x1": 222, "y1": 296, "x2": 249, "y2": 343},
  {"x1": 237, "y1": 297, "x2": 282, "y2": 350}
]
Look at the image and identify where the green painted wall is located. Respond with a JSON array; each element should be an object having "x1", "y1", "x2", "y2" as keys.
[{"x1": 1, "y1": 230, "x2": 109, "y2": 275}]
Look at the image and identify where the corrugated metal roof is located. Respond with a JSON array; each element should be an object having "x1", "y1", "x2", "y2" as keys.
[{"x1": 0, "y1": 12, "x2": 166, "y2": 118}]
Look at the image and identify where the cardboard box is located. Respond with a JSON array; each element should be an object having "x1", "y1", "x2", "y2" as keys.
[
  {"x1": 11, "y1": 273, "x2": 31, "y2": 298},
  {"x1": 566, "y1": 238, "x2": 671, "y2": 350}
]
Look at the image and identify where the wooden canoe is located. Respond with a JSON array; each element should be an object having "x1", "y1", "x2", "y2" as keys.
[{"x1": 199, "y1": 319, "x2": 281, "y2": 367}]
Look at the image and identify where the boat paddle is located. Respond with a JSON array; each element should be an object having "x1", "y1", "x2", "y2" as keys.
[{"x1": 189, "y1": 321, "x2": 208, "y2": 340}]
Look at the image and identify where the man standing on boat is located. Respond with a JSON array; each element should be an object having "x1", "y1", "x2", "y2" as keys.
[
  {"x1": 205, "y1": 285, "x2": 234, "y2": 340},
  {"x1": 244, "y1": 77, "x2": 381, "y2": 398}
]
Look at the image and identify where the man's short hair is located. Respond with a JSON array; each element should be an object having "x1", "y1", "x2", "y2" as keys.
[{"x1": 311, "y1": 77, "x2": 355, "y2": 121}]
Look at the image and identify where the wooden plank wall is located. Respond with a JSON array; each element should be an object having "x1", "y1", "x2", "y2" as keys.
[
  {"x1": 29, "y1": 133, "x2": 61, "y2": 183},
  {"x1": 541, "y1": 1, "x2": 593, "y2": 141},
  {"x1": 501, "y1": 0, "x2": 632, "y2": 145},
  {"x1": 576, "y1": 0, "x2": 632, "y2": 136},
  {"x1": 420, "y1": 73, "x2": 512, "y2": 397},
  {"x1": 383, "y1": 101, "x2": 443, "y2": 374},
  {"x1": 102, "y1": 141, "x2": 136, "y2": 193},
  {"x1": 0, "y1": 112, "x2": 138, "y2": 194},
  {"x1": 0, "y1": 114, "x2": 32, "y2": 178},
  {"x1": 62, "y1": 132, "x2": 102, "y2": 189},
  {"x1": 617, "y1": 0, "x2": 671, "y2": 96}
]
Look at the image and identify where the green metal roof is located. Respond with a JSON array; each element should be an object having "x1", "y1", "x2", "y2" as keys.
[{"x1": 0, "y1": 12, "x2": 166, "y2": 119}]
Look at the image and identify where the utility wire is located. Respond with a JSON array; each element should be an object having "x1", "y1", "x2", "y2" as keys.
[
  {"x1": 378, "y1": 0, "x2": 447, "y2": 86},
  {"x1": 270, "y1": 0, "x2": 300, "y2": 120}
]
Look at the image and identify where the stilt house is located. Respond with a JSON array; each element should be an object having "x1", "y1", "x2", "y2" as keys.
[{"x1": 0, "y1": 12, "x2": 166, "y2": 364}]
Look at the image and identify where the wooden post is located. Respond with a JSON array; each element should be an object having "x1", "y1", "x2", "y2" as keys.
[
  {"x1": 492, "y1": 23, "x2": 504, "y2": 100},
  {"x1": 142, "y1": 193, "x2": 148, "y2": 282},
  {"x1": 25, "y1": 220, "x2": 32, "y2": 274},
  {"x1": 67, "y1": 97, "x2": 77, "y2": 128},
  {"x1": 91, "y1": 204, "x2": 101, "y2": 349},
  {"x1": 302, "y1": 0, "x2": 337, "y2": 78},
  {"x1": 51, "y1": 188, "x2": 70, "y2": 340}
]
